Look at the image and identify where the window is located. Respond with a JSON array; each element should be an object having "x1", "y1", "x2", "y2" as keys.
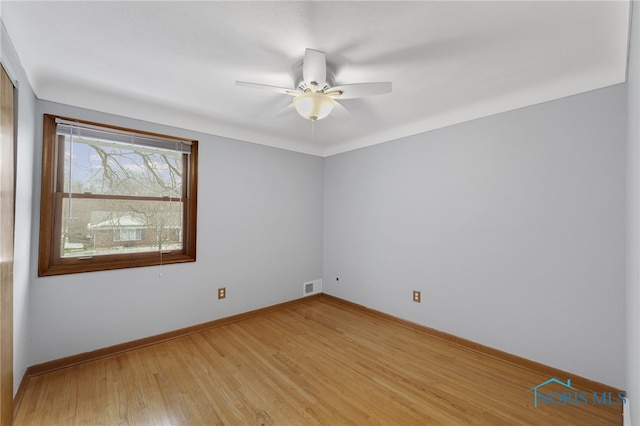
[
  {"x1": 114, "y1": 229, "x2": 143, "y2": 242},
  {"x1": 38, "y1": 114, "x2": 198, "y2": 276}
]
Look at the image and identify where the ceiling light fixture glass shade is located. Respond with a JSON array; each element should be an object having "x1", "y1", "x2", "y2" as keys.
[{"x1": 293, "y1": 91, "x2": 335, "y2": 122}]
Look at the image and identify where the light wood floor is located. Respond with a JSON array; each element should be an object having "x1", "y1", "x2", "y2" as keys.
[{"x1": 14, "y1": 297, "x2": 621, "y2": 425}]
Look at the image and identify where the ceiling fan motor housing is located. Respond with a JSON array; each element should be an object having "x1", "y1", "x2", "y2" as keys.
[{"x1": 295, "y1": 61, "x2": 335, "y2": 93}]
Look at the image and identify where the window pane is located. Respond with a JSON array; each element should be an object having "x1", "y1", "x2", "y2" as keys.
[
  {"x1": 61, "y1": 198, "x2": 183, "y2": 258},
  {"x1": 62, "y1": 133, "x2": 183, "y2": 198}
]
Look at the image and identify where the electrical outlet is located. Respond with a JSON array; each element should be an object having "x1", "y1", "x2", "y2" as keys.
[
  {"x1": 218, "y1": 287, "x2": 226, "y2": 300},
  {"x1": 413, "y1": 290, "x2": 421, "y2": 303}
]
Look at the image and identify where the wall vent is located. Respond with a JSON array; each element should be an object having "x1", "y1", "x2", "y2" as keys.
[{"x1": 303, "y1": 279, "x2": 322, "y2": 296}]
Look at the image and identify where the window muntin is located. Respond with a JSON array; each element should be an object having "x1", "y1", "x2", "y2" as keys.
[{"x1": 39, "y1": 115, "x2": 198, "y2": 276}]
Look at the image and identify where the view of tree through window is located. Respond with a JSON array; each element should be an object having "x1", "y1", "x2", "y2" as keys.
[
  {"x1": 39, "y1": 115, "x2": 198, "y2": 276},
  {"x1": 61, "y1": 128, "x2": 184, "y2": 257}
]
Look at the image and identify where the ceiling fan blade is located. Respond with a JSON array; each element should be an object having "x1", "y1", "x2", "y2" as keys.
[
  {"x1": 303, "y1": 48, "x2": 327, "y2": 88},
  {"x1": 329, "y1": 100, "x2": 350, "y2": 120},
  {"x1": 235, "y1": 81, "x2": 298, "y2": 96},
  {"x1": 326, "y1": 82, "x2": 392, "y2": 100},
  {"x1": 273, "y1": 103, "x2": 295, "y2": 118}
]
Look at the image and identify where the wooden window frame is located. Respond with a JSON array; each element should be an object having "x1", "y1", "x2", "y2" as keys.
[{"x1": 38, "y1": 114, "x2": 198, "y2": 276}]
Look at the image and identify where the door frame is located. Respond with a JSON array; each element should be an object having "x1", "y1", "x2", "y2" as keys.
[{"x1": 0, "y1": 63, "x2": 16, "y2": 426}]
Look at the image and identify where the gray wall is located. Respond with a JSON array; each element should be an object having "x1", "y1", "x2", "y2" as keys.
[
  {"x1": 324, "y1": 84, "x2": 627, "y2": 388},
  {"x1": 626, "y1": 1, "x2": 640, "y2": 423},
  {"x1": 28, "y1": 100, "x2": 324, "y2": 365},
  {"x1": 1, "y1": 21, "x2": 37, "y2": 395}
]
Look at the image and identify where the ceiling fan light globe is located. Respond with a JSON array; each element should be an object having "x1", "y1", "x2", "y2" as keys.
[{"x1": 293, "y1": 91, "x2": 335, "y2": 121}]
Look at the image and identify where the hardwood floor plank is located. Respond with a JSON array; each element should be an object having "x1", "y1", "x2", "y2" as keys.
[{"x1": 14, "y1": 297, "x2": 621, "y2": 425}]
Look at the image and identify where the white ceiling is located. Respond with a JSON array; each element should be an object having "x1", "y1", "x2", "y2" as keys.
[{"x1": 0, "y1": 1, "x2": 631, "y2": 157}]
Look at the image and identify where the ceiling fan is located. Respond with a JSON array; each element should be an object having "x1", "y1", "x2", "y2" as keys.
[{"x1": 236, "y1": 48, "x2": 392, "y2": 122}]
